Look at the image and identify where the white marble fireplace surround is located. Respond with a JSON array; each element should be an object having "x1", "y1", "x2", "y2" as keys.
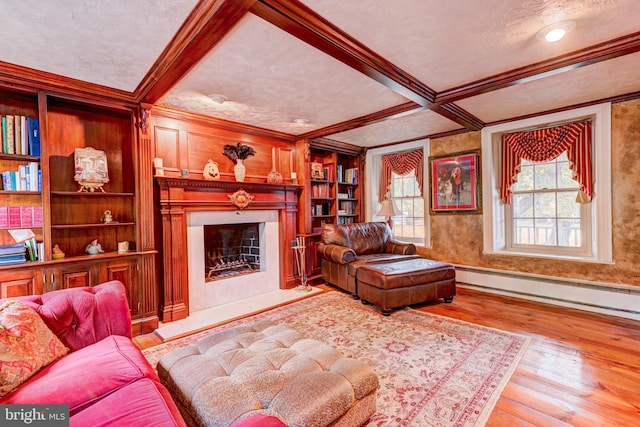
[{"x1": 187, "y1": 209, "x2": 280, "y2": 313}]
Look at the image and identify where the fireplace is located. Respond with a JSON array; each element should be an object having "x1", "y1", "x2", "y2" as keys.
[
  {"x1": 187, "y1": 209, "x2": 280, "y2": 313},
  {"x1": 204, "y1": 223, "x2": 261, "y2": 280},
  {"x1": 156, "y1": 177, "x2": 301, "y2": 323}
]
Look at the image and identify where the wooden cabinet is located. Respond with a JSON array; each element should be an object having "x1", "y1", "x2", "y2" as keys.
[
  {"x1": 0, "y1": 268, "x2": 44, "y2": 299},
  {"x1": 50, "y1": 263, "x2": 98, "y2": 290},
  {"x1": 100, "y1": 258, "x2": 138, "y2": 317}
]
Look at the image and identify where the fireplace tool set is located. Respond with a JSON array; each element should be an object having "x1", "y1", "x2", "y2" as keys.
[{"x1": 293, "y1": 236, "x2": 312, "y2": 292}]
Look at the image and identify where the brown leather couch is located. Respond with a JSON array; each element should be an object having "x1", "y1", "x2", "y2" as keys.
[{"x1": 317, "y1": 222, "x2": 419, "y2": 296}]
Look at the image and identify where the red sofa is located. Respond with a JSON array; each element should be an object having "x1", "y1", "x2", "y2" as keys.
[{"x1": 0, "y1": 281, "x2": 187, "y2": 427}]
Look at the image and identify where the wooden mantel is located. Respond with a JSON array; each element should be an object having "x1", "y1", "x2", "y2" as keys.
[{"x1": 156, "y1": 177, "x2": 302, "y2": 322}]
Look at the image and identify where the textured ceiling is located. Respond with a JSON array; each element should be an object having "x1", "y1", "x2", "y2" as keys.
[
  {"x1": 0, "y1": 0, "x2": 198, "y2": 92},
  {"x1": 2, "y1": 0, "x2": 640, "y2": 147}
]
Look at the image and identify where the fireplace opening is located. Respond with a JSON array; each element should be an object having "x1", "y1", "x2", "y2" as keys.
[{"x1": 204, "y1": 223, "x2": 261, "y2": 281}]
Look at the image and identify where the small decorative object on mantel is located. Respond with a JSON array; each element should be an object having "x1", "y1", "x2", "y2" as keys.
[
  {"x1": 223, "y1": 142, "x2": 256, "y2": 182},
  {"x1": 85, "y1": 239, "x2": 105, "y2": 255},
  {"x1": 266, "y1": 147, "x2": 283, "y2": 184},
  {"x1": 74, "y1": 147, "x2": 109, "y2": 192},
  {"x1": 153, "y1": 157, "x2": 165, "y2": 176},
  {"x1": 228, "y1": 189, "x2": 254, "y2": 209},
  {"x1": 203, "y1": 159, "x2": 220, "y2": 180},
  {"x1": 52, "y1": 244, "x2": 65, "y2": 260}
]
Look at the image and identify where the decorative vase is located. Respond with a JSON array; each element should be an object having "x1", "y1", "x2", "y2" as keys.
[{"x1": 234, "y1": 159, "x2": 246, "y2": 182}]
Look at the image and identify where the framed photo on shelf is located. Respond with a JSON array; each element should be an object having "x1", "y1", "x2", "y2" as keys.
[
  {"x1": 310, "y1": 162, "x2": 325, "y2": 180},
  {"x1": 429, "y1": 149, "x2": 481, "y2": 214}
]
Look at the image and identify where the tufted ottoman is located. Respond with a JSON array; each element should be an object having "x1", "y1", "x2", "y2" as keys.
[
  {"x1": 356, "y1": 258, "x2": 456, "y2": 315},
  {"x1": 157, "y1": 320, "x2": 379, "y2": 427}
]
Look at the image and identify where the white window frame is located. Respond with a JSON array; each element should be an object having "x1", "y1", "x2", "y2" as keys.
[
  {"x1": 365, "y1": 139, "x2": 430, "y2": 248},
  {"x1": 481, "y1": 103, "x2": 613, "y2": 263}
]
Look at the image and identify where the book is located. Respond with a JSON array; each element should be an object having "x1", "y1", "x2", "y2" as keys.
[
  {"x1": 0, "y1": 206, "x2": 8, "y2": 227},
  {"x1": 20, "y1": 206, "x2": 34, "y2": 227},
  {"x1": 20, "y1": 116, "x2": 27, "y2": 155},
  {"x1": 27, "y1": 162, "x2": 39, "y2": 191},
  {"x1": 0, "y1": 116, "x2": 5, "y2": 153},
  {"x1": 0, "y1": 243, "x2": 26, "y2": 255},
  {"x1": 14, "y1": 115, "x2": 21, "y2": 155},
  {"x1": 33, "y1": 206, "x2": 43, "y2": 226},
  {"x1": 8, "y1": 206, "x2": 21, "y2": 227},
  {"x1": 27, "y1": 118, "x2": 40, "y2": 156},
  {"x1": 6, "y1": 115, "x2": 14, "y2": 154},
  {"x1": 0, "y1": 252, "x2": 26, "y2": 266},
  {"x1": 24, "y1": 238, "x2": 36, "y2": 262}
]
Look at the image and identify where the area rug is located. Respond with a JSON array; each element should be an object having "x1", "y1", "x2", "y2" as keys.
[{"x1": 143, "y1": 292, "x2": 530, "y2": 427}]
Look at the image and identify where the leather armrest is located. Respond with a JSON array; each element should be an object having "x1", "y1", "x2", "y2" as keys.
[
  {"x1": 385, "y1": 239, "x2": 417, "y2": 255},
  {"x1": 317, "y1": 243, "x2": 357, "y2": 264}
]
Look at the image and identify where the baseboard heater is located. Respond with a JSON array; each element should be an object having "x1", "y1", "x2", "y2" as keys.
[{"x1": 453, "y1": 265, "x2": 640, "y2": 322}]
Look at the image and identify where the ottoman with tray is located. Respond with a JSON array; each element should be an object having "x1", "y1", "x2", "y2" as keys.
[
  {"x1": 356, "y1": 258, "x2": 456, "y2": 315},
  {"x1": 157, "y1": 320, "x2": 379, "y2": 427}
]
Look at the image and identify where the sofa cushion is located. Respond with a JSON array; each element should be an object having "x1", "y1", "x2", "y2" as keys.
[
  {"x1": 12, "y1": 281, "x2": 132, "y2": 352},
  {"x1": 0, "y1": 334, "x2": 156, "y2": 414},
  {"x1": 0, "y1": 300, "x2": 69, "y2": 397},
  {"x1": 70, "y1": 377, "x2": 186, "y2": 427},
  {"x1": 322, "y1": 222, "x2": 390, "y2": 255}
]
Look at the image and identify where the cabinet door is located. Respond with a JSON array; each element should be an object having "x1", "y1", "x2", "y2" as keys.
[
  {"x1": 100, "y1": 259, "x2": 139, "y2": 318},
  {"x1": 50, "y1": 263, "x2": 99, "y2": 290},
  {"x1": 0, "y1": 268, "x2": 45, "y2": 298}
]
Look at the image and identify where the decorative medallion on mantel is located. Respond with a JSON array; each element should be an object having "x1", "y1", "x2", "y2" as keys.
[{"x1": 229, "y1": 189, "x2": 254, "y2": 209}]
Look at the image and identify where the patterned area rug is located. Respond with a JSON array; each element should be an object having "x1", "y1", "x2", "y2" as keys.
[{"x1": 143, "y1": 292, "x2": 530, "y2": 427}]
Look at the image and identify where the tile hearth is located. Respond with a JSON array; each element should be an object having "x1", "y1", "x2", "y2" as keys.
[{"x1": 154, "y1": 286, "x2": 323, "y2": 341}]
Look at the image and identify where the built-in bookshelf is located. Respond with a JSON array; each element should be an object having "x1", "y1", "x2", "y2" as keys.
[
  {"x1": 298, "y1": 139, "x2": 363, "y2": 283},
  {"x1": 0, "y1": 85, "x2": 156, "y2": 334}
]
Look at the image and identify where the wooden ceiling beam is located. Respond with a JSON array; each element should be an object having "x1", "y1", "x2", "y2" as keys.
[
  {"x1": 436, "y1": 31, "x2": 640, "y2": 104},
  {"x1": 252, "y1": 0, "x2": 436, "y2": 107},
  {"x1": 299, "y1": 101, "x2": 425, "y2": 140},
  {"x1": 136, "y1": 0, "x2": 256, "y2": 104},
  {"x1": 252, "y1": 0, "x2": 482, "y2": 132}
]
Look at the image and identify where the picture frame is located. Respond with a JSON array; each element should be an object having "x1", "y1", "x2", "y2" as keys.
[
  {"x1": 74, "y1": 147, "x2": 109, "y2": 192},
  {"x1": 310, "y1": 162, "x2": 325, "y2": 180},
  {"x1": 429, "y1": 149, "x2": 481, "y2": 214}
]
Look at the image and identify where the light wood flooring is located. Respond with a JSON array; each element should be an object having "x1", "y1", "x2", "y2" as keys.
[{"x1": 136, "y1": 284, "x2": 640, "y2": 426}]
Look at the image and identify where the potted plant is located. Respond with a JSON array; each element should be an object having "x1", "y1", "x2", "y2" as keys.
[{"x1": 223, "y1": 142, "x2": 256, "y2": 182}]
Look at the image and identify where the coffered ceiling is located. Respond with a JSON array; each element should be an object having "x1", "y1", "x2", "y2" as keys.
[{"x1": 1, "y1": 0, "x2": 639, "y2": 147}]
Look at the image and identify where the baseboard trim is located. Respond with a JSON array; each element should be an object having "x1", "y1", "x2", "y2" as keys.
[{"x1": 454, "y1": 265, "x2": 640, "y2": 321}]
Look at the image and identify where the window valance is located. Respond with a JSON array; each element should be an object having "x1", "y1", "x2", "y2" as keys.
[
  {"x1": 379, "y1": 149, "x2": 424, "y2": 201},
  {"x1": 501, "y1": 120, "x2": 593, "y2": 204}
]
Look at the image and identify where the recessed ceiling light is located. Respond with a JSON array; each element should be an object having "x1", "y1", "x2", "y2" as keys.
[
  {"x1": 208, "y1": 94, "x2": 228, "y2": 104},
  {"x1": 536, "y1": 20, "x2": 576, "y2": 43},
  {"x1": 293, "y1": 118, "x2": 310, "y2": 125}
]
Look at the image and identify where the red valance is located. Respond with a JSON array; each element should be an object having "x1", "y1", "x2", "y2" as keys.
[
  {"x1": 379, "y1": 149, "x2": 424, "y2": 201},
  {"x1": 501, "y1": 120, "x2": 593, "y2": 204}
]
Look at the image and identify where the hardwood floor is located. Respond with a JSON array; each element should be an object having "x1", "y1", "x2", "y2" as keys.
[{"x1": 137, "y1": 284, "x2": 640, "y2": 426}]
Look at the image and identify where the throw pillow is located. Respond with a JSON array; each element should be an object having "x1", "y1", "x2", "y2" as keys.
[{"x1": 0, "y1": 300, "x2": 69, "y2": 397}]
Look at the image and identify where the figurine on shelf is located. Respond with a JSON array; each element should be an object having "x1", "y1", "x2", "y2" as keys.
[
  {"x1": 85, "y1": 239, "x2": 105, "y2": 255},
  {"x1": 102, "y1": 210, "x2": 113, "y2": 224},
  {"x1": 52, "y1": 244, "x2": 65, "y2": 260}
]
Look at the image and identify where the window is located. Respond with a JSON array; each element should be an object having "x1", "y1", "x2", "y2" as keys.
[
  {"x1": 390, "y1": 170, "x2": 425, "y2": 244},
  {"x1": 507, "y1": 152, "x2": 590, "y2": 255},
  {"x1": 481, "y1": 103, "x2": 612, "y2": 263},
  {"x1": 365, "y1": 140, "x2": 429, "y2": 247}
]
